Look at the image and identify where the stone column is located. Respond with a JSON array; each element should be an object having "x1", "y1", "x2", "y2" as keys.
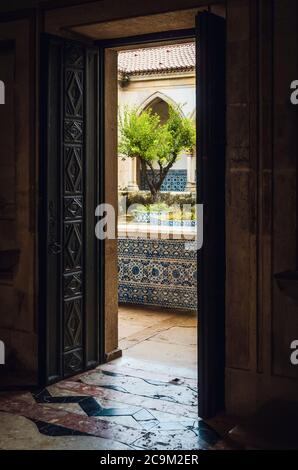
[
  {"x1": 185, "y1": 152, "x2": 196, "y2": 192},
  {"x1": 127, "y1": 157, "x2": 139, "y2": 191}
]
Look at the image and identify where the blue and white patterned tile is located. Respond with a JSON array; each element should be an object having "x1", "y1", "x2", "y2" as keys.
[
  {"x1": 118, "y1": 239, "x2": 197, "y2": 261},
  {"x1": 119, "y1": 259, "x2": 196, "y2": 287},
  {"x1": 118, "y1": 239, "x2": 197, "y2": 309},
  {"x1": 140, "y1": 170, "x2": 187, "y2": 192},
  {"x1": 119, "y1": 284, "x2": 196, "y2": 310}
]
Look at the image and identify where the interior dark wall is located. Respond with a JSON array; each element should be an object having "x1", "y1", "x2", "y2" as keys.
[
  {"x1": 41, "y1": 0, "x2": 298, "y2": 416},
  {"x1": 226, "y1": 0, "x2": 298, "y2": 415},
  {"x1": 0, "y1": 19, "x2": 37, "y2": 385},
  {"x1": 0, "y1": 0, "x2": 93, "y2": 13},
  {"x1": 0, "y1": 0, "x2": 298, "y2": 415},
  {"x1": 0, "y1": 44, "x2": 15, "y2": 238},
  {"x1": 0, "y1": 0, "x2": 223, "y2": 15}
]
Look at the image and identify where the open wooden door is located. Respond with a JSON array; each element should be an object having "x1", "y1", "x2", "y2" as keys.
[
  {"x1": 197, "y1": 12, "x2": 226, "y2": 418},
  {"x1": 39, "y1": 35, "x2": 103, "y2": 385}
]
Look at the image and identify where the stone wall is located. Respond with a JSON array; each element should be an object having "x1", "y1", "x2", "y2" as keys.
[
  {"x1": 225, "y1": 0, "x2": 298, "y2": 415},
  {"x1": 0, "y1": 0, "x2": 297, "y2": 416},
  {"x1": 0, "y1": 19, "x2": 37, "y2": 383}
]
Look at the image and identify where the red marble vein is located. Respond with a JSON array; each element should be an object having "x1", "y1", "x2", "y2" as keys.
[
  {"x1": 0, "y1": 396, "x2": 143, "y2": 445},
  {"x1": 0, "y1": 397, "x2": 69, "y2": 422}
]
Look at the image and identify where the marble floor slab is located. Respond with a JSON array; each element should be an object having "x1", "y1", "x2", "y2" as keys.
[
  {"x1": 0, "y1": 360, "x2": 233, "y2": 450},
  {"x1": 0, "y1": 307, "x2": 234, "y2": 450}
]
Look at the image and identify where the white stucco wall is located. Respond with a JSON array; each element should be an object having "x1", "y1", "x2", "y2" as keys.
[{"x1": 118, "y1": 72, "x2": 196, "y2": 189}]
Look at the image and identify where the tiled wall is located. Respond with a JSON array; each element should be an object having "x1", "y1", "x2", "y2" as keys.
[
  {"x1": 140, "y1": 169, "x2": 187, "y2": 192},
  {"x1": 118, "y1": 238, "x2": 197, "y2": 310}
]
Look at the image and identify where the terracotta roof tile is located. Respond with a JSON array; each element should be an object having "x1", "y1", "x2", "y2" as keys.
[{"x1": 118, "y1": 42, "x2": 195, "y2": 75}]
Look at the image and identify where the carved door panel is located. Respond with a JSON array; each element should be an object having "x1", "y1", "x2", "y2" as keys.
[{"x1": 40, "y1": 35, "x2": 102, "y2": 384}]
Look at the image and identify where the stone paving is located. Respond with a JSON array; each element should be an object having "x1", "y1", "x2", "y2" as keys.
[{"x1": 0, "y1": 307, "x2": 234, "y2": 450}]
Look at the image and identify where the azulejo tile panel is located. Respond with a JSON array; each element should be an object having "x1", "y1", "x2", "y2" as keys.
[
  {"x1": 118, "y1": 239, "x2": 197, "y2": 310},
  {"x1": 118, "y1": 239, "x2": 197, "y2": 261},
  {"x1": 140, "y1": 169, "x2": 187, "y2": 192}
]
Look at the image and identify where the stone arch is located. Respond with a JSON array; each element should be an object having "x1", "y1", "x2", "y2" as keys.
[
  {"x1": 137, "y1": 91, "x2": 185, "y2": 123},
  {"x1": 189, "y1": 108, "x2": 196, "y2": 121}
]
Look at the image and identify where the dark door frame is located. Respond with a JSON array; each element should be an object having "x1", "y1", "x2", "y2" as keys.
[
  {"x1": 95, "y1": 15, "x2": 226, "y2": 419},
  {"x1": 197, "y1": 12, "x2": 226, "y2": 418},
  {"x1": 38, "y1": 15, "x2": 226, "y2": 416}
]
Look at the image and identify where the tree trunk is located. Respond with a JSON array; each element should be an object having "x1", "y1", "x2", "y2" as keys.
[
  {"x1": 140, "y1": 160, "x2": 157, "y2": 202},
  {"x1": 151, "y1": 189, "x2": 160, "y2": 203},
  {"x1": 140, "y1": 155, "x2": 178, "y2": 203}
]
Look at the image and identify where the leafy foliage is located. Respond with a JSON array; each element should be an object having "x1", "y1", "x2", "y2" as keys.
[
  {"x1": 121, "y1": 190, "x2": 196, "y2": 207},
  {"x1": 119, "y1": 105, "x2": 196, "y2": 201}
]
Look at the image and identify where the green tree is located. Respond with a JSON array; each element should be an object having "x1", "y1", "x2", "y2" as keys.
[{"x1": 119, "y1": 105, "x2": 196, "y2": 202}]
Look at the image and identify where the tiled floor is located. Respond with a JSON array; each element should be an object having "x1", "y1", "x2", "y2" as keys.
[{"x1": 0, "y1": 306, "x2": 234, "y2": 450}]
